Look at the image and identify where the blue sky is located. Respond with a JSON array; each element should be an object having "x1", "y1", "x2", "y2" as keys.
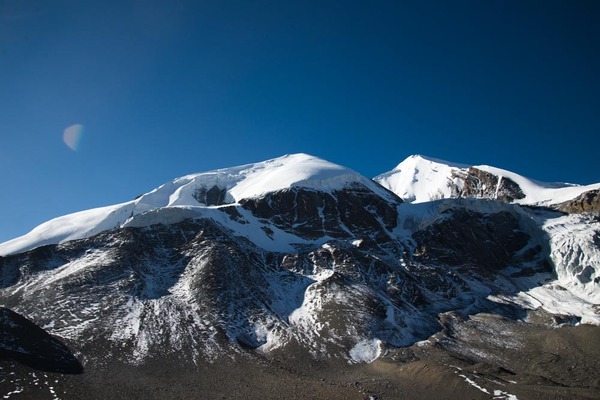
[{"x1": 1, "y1": 0, "x2": 599, "y2": 243}]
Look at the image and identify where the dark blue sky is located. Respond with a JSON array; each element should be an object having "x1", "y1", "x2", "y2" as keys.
[{"x1": 1, "y1": 0, "x2": 599, "y2": 242}]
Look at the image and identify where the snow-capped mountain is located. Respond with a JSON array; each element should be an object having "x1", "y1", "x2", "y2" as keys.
[
  {"x1": 0, "y1": 154, "x2": 395, "y2": 257},
  {"x1": 375, "y1": 154, "x2": 600, "y2": 208},
  {"x1": 1, "y1": 153, "x2": 599, "y2": 399}
]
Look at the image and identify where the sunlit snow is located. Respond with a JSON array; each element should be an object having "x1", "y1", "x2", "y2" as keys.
[
  {"x1": 375, "y1": 154, "x2": 600, "y2": 206},
  {"x1": 0, "y1": 153, "x2": 393, "y2": 256}
]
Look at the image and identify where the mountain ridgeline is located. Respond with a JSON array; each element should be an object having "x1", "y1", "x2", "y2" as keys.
[{"x1": 1, "y1": 153, "x2": 599, "y2": 399}]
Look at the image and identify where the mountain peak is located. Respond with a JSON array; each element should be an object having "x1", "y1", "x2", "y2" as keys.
[
  {"x1": 144, "y1": 152, "x2": 389, "y2": 207},
  {"x1": 392, "y1": 154, "x2": 470, "y2": 172},
  {"x1": 375, "y1": 155, "x2": 469, "y2": 203},
  {"x1": 376, "y1": 155, "x2": 600, "y2": 206},
  {"x1": 0, "y1": 153, "x2": 394, "y2": 256}
]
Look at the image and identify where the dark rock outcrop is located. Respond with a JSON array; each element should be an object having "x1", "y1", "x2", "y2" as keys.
[
  {"x1": 0, "y1": 307, "x2": 82, "y2": 373},
  {"x1": 456, "y1": 168, "x2": 525, "y2": 203},
  {"x1": 412, "y1": 208, "x2": 538, "y2": 272},
  {"x1": 240, "y1": 184, "x2": 401, "y2": 241},
  {"x1": 194, "y1": 185, "x2": 229, "y2": 206}
]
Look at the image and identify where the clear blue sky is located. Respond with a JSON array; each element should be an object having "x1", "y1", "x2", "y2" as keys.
[{"x1": 1, "y1": 0, "x2": 599, "y2": 243}]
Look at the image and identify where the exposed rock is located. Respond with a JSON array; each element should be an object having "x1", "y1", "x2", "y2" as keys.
[
  {"x1": 0, "y1": 193, "x2": 556, "y2": 372},
  {"x1": 193, "y1": 185, "x2": 229, "y2": 206},
  {"x1": 412, "y1": 208, "x2": 536, "y2": 272},
  {"x1": 458, "y1": 167, "x2": 525, "y2": 203},
  {"x1": 239, "y1": 184, "x2": 401, "y2": 241},
  {"x1": 556, "y1": 189, "x2": 600, "y2": 214}
]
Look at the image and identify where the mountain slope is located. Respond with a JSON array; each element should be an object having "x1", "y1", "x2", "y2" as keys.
[{"x1": 0, "y1": 153, "x2": 599, "y2": 399}]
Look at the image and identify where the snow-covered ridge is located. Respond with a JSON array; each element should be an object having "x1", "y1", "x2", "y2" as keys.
[
  {"x1": 0, "y1": 154, "x2": 394, "y2": 256},
  {"x1": 138, "y1": 152, "x2": 394, "y2": 206},
  {"x1": 2, "y1": 153, "x2": 598, "y2": 257},
  {"x1": 374, "y1": 155, "x2": 468, "y2": 203},
  {"x1": 375, "y1": 154, "x2": 600, "y2": 206}
]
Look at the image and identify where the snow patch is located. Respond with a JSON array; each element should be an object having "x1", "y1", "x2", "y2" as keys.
[
  {"x1": 349, "y1": 339, "x2": 381, "y2": 363},
  {"x1": 494, "y1": 389, "x2": 519, "y2": 400},
  {"x1": 458, "y1": 374, "x2": 489, "y2": 394}
]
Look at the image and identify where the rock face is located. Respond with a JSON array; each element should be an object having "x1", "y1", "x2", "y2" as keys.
[
  {"x1": 412, "y1": 208, "x2": 541, "y2": 272},
  {"x1": 556, "y1": 189, "x2": 600, "y2": 213},
  {"x1": 1, "y1": 186, "x2": 592, "y2": 368},
  {"x1": 458, "y1": 167, "x2": 526, "y2": 203},
  {"x1": 239, "y1": 185, "x2": 401, "y2": 240},
  {"x1": 193, "y1": 185, "x2": 229, "y2": 206}
]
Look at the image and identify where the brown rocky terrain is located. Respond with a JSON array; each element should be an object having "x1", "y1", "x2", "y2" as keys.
[
  {"x1": 2, "y1": 312, "x2": 599, "y2": 399},
  {"x1": 557, "y1": 189, "x2": 600, "y2": 214}
]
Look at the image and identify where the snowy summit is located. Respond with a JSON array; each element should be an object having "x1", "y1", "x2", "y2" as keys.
[
  {"x1": 0, "y1": 153, "x2": 393, "y2": 256},
  {"x1": 375, "y1": 154, "x2": 600, "y2": 206}
]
